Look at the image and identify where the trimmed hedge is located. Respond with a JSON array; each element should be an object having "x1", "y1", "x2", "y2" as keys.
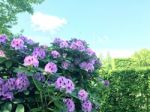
[
  {"x1": 113, "y1": 58, "x2": 136, "y2": 69},
  {"x1": 100, "y1": 68, "x2": 150, "y2": 112}
]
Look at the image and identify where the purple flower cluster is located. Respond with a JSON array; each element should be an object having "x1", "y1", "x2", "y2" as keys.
[
  {"x1": 78, "y1": 89, "x2": 88, "y2": 101},
  {"x1": 33, "y1": 73, "x2": 45, "y2": 82},
  {"x1": 50, "y1": 50, "x2": 60, "y2": 58},
  {"x1": 11, "y1": 38, "x2": 24, "y2": 50},
  {"x1": 55, "y1": 76, "x2": 75, "y2": 93},
  {"x1": 53, "y1": 38, "x2": 69, "y2": 48},
  {"x1": 82, "y1": 100, "x2": 92, "y2": 112},
  {"x1": 103, "y1": 80, "x2": 110, "y2": 87},
  {"x1": 70, "y1": 40, "x2": 86, "y2": 51},
  {"x1": 0, "y1": 73, "x2": 29, "y2": 100},
  {"x1": 19, "y1": 35, "x2": 34, "y2": 45},
  {"x1": 78, "y1": 89, "x2": 92, "y2": 112},
  {"x1": 24, "y1": 55, "x2": 39, "y2": 67},
  {"x1": 59, "y1": 40, "x2": 69, "y2": 48},
  {"x1": 32, "y1": 47, "x2": 46, "y2": 59},
  {"x1": 61, "y1": 61, "x2": 70, "y2": 70},
  {"x1": 86, "y1": 48, "x2": 96, "y2": 56},
  {"x1": 44, "y1": 62, "x2": 57, "y2": 74},
  {"x1": 80, "y1": 62, "x2": 94, "y2": 72},
  {"x1": 0, "y1": 50, "x2": 5, "y2": 57},
  {"x1": 63, "y1": 98, "x2": 75, "y2": 112},
  {"x1": 0, "y1": 34, "x2": 7, "y2": 43},
  {"x1": 15, "y1": 73, "x2": 30, "y2": 92}
]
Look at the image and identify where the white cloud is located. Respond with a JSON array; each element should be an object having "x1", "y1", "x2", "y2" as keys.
[
  {"x1": 98, "y1": 49, "x2": 134, "y2": 58},
  {"x1": 31, "y1": 12, "x2": 67, "y2": 32}
]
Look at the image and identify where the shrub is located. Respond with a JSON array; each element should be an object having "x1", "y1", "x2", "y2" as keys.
[
  {"x1": 0, "y1": 34, "x2": 104, "y2": 112},
  {"x1": 100, "y1": 68, "x2": 150, "y2": 112},
  {"x1": 113, "y1": 58, "x2": 135, "y2": 69}
]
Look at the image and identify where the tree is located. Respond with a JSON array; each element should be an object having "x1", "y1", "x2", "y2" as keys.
[
  {"x1": 131, "y1": 49, "x2": 150, "y2": 67},
  {"x1": 0, "y1": 0, "x2": 44, "y2": 35}
]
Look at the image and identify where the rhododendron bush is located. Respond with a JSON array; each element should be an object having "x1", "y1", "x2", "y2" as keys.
[{"x1": 0, "y1": 34, "x2": 105, "y2": 112}]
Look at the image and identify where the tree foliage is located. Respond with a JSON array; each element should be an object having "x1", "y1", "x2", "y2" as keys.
[
  {"x1": 131, "y1": 49, "x2": 150, "y2": 67},
  {"x1": 0, "y1": 0, "x2": 44, "y2": 34}
]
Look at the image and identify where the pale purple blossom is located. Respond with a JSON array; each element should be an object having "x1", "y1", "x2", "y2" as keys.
[
  {"x1": 82, "y1": 100, "x2": 92, "y2": 112},
  {"x1": 61, "y1": 61, "x2": 70, "y2": 70},
  {"x1": 33, "y1": 73, "x2": 45, "y2": 82},
  {"x1": 53, "y1": 38, "x2": 62, "y2": 45},
  {"x1": 80, "y1": 62, "x2": 94, "y2": 72},
  {"x1": 0, "y1": 77, "x2": 4, "y2": 85},
  {"x1": 0, "y1": 34, "x2": 7, "y2": 43},
  {"x1": 65, "y1": 79, "x2": 75, "y2": 93},
  {"x1": 78, "y1": 89, "x2": 88, "y2": 101},
  {"x1": 55, "y1": 76, "x2": 75, "y2": 93},
  {"x1": 11, "y1": 38, "x2": 24, "y2": 50},
  {"x1": 86, "y1": 48, "x2": 95, "y2": 56},
  {"x1": 59, "y1": 41, "x2": 69, "y2": 48},
  {"x1": 51, "y1": 50, "x2": 60, "y2": 58},
  {"x1": 5, "y1": 78, "x2": 16, "y2": 91},
  {"x1": 63, "y1": 98, "x2": 75, "y2": 112},
  {"x1": 44, "y1": 62, "x2": 57, "y2": 74},
  {"x1": 1, "y1": 92, "x2": 14, "y2": 100},
  {"x1": 15, "y1": 74, "x2": 30, "y2": 92},
  {"x1": 70, "y1": 40, "x2": 85, "y2": 51},
  {"x1": 0, "y1": 50, "x2": 5, "y2": 57},
  {"x1": 55, "y1": 76, "x2": 66, "y2": 89},
  {"x1": 24, "y1": 55, "x2": 39, "y2": 67},
  {"x1": 103, "y1": 80, "x2": 110, "y2": 87},
  {"x1": 32, "y1": 47, "x2": 46, "y2": 59}
]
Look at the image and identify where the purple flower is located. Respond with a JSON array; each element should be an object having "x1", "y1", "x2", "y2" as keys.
[
  {"x1": 55, "y1": 76, "x2": 75, "y2": 93},
  {"x1": 19, "y1": 35, "x2": 28, "y2": 42},
  {"x1": 86, "y1": 48, "x2": 95, "y2": 56},
  {"x1": 32, "y1": 47, "x2": 46, "y2": 59},
  {"x1": 55, "y1": 76, "x2": 66, "y2": 89},
  {"x1": 15, "y1": 74, "x2": 30, "y2": 92},
  {"x1": 44, "y1": 62, "x2": 57, "y2": 74},
  {"x1": 51, "y1": 50, "x2": 60, "y2": 58},
  {"x1": 0, "y1": 34, "x2": 7, "y2": 43},
  {"x1": 61, "y1": 61, "x2": 70, "y2": 70},
  {"x1": 63, "y1": 98, "x2": 75, "y2": 112},
  {"x1": 80, "y1": 62, "x2": 94, "y2": 72},
  {"x1": 5, "y1": 78, "x2": 16, "y2": 91},
  {"x1": 78, "y1": 89, "x2": 88, "y2": 101},
  {"x1": 82, "y1": 100, "x2": 92, "y2": 112},
  {"x1": 70, "y1": 40, "x2": 85, "y2": 51},
  {"x1": 11, "y1": 38, "x2": 24, "y2": 50},
  {"x1": 27, "y1": 39, "x2": 34, "y2": 45},
  {"x1": 103, "y1": 80, "x2": 110, "y2": 87},
  {"x1": 53, "y1": 38, "x2": 62, "y2": 45},
  {"x1": 65, "y1": 79, "x2": 75, "y2": 93},
  {"x1": 24, "y1": 55, "x2": 39, "y2": 67},
  {"x1": 1, "y1": 92, "x2": 14, "y2": 100},
  {"x1": 59, "y1": 41, "x2": 69, "y2": 48},
  {"x1": 0, "y1": 50, "x2": 5, "y2": 57},
  {"x1": 0, "y1": 77, "x2": 4, "y2": 85},
  {"x1": 33, "y1": 73, "x2": 45, "y2": 82}
]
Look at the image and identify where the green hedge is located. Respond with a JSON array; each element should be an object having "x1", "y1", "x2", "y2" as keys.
[
  {"x1": 113, "y1": 58, "x2": 136, "y2": 69},
  {"x1": 100, "y1": 68, "x2": 150, "y2": 112}
]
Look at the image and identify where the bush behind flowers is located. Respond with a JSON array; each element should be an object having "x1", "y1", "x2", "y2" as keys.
[{"x1": 0, "y1": 34, "x2": 105, "y2": 112}]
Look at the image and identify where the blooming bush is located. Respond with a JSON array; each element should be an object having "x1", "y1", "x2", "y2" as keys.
[{"x1": 0, "y1": 34, "x2": 104, "y2": 112}]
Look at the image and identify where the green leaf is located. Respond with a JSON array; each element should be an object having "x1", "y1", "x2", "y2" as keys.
[
  {"x1": 30, "y1": 107, "x2": 42, "y2": 112},
  {"x1": 32, "y1": 77, "x2": 43, "y2": 91},
  {"x1": 1, "y1": 102, "x2": 12, "y2": 112},
  {"x1": 0, "y1": 57, "x2": 6, "y2": 63},
  {"x1": 5, "y1": 60, "x2": 12, "y2": 68},
  {"x1": 15, "y1": 104, "x2": 24, "y2": 112}
]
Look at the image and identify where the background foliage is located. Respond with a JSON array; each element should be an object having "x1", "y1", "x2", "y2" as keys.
[
  {"x1": 0, "y1": 0, "x2": 44, "y2": 35},
  {"x1": 100, "y1": 68, "x2": 150, "y2": 112}
]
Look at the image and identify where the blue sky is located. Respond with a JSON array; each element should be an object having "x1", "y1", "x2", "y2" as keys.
[{"x1": 11, "y1": 0, "x2": 150, "y2": 57}]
